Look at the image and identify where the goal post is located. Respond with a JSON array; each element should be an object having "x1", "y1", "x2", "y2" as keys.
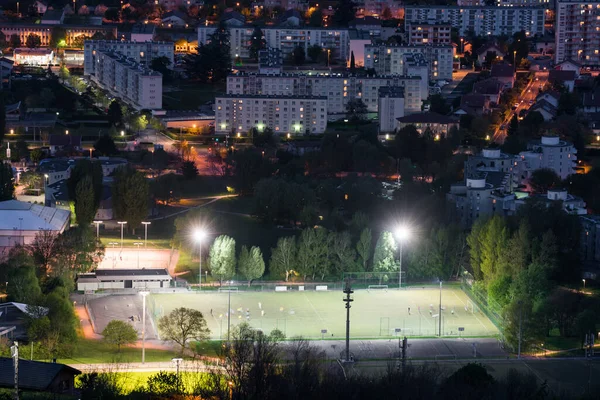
[
  {"x1": 218, "y1": 287, "x2": 239, "y2": 293},
  {"x1": 367, "y1": 285, "x2": 389, "y2": 292},
  {"x1": 466, "y1": 300, "x2": 478, "y2": 314},
  {"x1": 342, "y1": 272, "x2": 406, "y2": 289}
]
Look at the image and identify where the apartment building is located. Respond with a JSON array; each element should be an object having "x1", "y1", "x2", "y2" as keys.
[
  {"x1": 89, "y1": 51, "x2": 162, "y2": 110},
  {"x1": 362, "y1": 0, "x2": 402, "y2": 17},
  {"x1": 0, "y1": 22, "x2": 116, "y2": 47},
  {"x1": 198, "y1": 25, "x2": 350, "y2": 62},
  {"x1": 214, "y1": 95, "x2": 328, "y2": 135},
  {"x1": 404, "y1": 5, "x2": 545, "y2": 37},
  {"x1": 555, "y1": 0, "x2": 600, "y2": 67},
  {"x1": 407, "y1": 23, "x2": 452, "y2": 45},
  {"x1": 84, "y1": 40, "x2": 174, "y2": 75},
  {"x1": 226, "y1": 73, "x2": 425, "y2": 115},
  {"x1": 514, "y1": 135, "x2": 577, "y2": 183},
  {"x1": 364, "y1": 44, "x2": 454, "y2": 81},
  {"x1": 378, "y1": 86, "x2": 405, "y2": 133}
]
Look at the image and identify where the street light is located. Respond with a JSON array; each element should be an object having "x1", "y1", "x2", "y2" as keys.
[
  {"x1": 194, "y1": 229, "x2": 207, "y2": 290},
  {"x1": 142, "y1": 222, "x2": 151, "y2": 248},
  {"x1": 92, "y1": 220, "x2": 103, "y2": 239},
  {"x1": 117, "y1": 221, "x2": 127, "y2": 248},
  {"x1": 394, "y1": 225, "x2": 411, "y2": 290},
  {"x1": 139, "y1": 291, "x2": 150, "y2": 364},
  {"x1": 513, "y1": 50, "x2": 517, "y2": 71},
  {"x1": 121, "y1": 130, "x2": 125, "y2": 136},
  {"x1": 65, "y1": 130, "x2": 69, "y2": 135},
  {"x1": 583, "y1": 279, "x2": 586, "y2": 291}
]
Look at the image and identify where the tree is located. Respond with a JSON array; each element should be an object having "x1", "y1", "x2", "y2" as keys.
[
  {"x1": 0, "y1": 163, "x2": 14, "y2": 201},
  {"x1": 429, "y1": 94, "x2": 450, "y2": 115},
  {"x1": 146, "y1": 372, "x2": 184, "y2": 396},
  {"x1": 158, "y1": 307, "x2": 210, "y2": 354},
  {"x1": 529, "y1": 168, "x2": 561, "y2": 194},
  {"x1": 12, "y1": 139, "x2": 29, "y2": 162},
  {"x1": 296, "y1": 228, "x2": 330, "y2": 280},
  {"x1": 307, "y1": 44, "x2": 323, "y2": 63},
  {"x1": 181, "y1": 160, "x2": 199, "y2": 180},
  {"x1": 308, "y1": 9, "x2": 323, "y2": 27},
  {"x1": 350, "y1": 51, "x2": 355, "y2": 71},
  {"x1": 238, "y1": 246, "x2": 265, "y2": 286},
  {"x1": 29, "y1": 230, "x2": 59, "y2": 275},
  {"x1": 107, "y1": 100, "x2": 123, "y2": 126},
  {"x1": 25, "y1": 34, "x2": 41, "y2": 48},
  {"x1": 49, "y1": 27, "x2": 66, "y2": 48},
  {"x1": 94, "y1": 134, "x2": 118, "y2": 156},
  {"x1": 68, "y1": 159, "x2": 103, "y2": 213},
  {"x1": 507, "y1": 114, "x2": 519, "y2": 137},
  {"x1": 150, "y1": 56, "x2": 172, "y2": 81},
  {"x1": 333, "y1": 0, "x2": 356, "y2": 27},
  {"x1": 479, "y1": 216, "x2": 508, "y2": 282},
  {"x1": 52, "y1": 226, "x2": 104, "y2": 278},
  {"x1": 9, "y1": 34, "x2": 20, "y2": 49},
  {"x1": 112, "y1": 167, "x2": 149, "y2": 232},
  {"x1": 345, "y1": 99, "x2": 368, "y2": 123},
  {"x1": 356, "y1": 228, "x2": 372, "y2": 271},
  {"x1": 329, "y1": 231, "x2": 356, "y2": 274},
  {"x1": 373, "y1": 231, "x2": 398, "y2": 272},
  {"x1": 381, "y1": 7, "x2": 393, "y2": 20},
  {"x1": 75, "y1": 175, "x2": 96, "y2": 226},
  {"x1": 270, "y1": 237, "x2": 296, "y2": 281},
  {"x1": 249, "y1": 27, "x2": 266, "y2": 60},
  {"x1": 102, "y1": 320, "x2": 138, "y2": 352},
  {"x1": 7, "y1": 266, "x2": 41, "y2": 304},
  {"x1": 291, "y1": 46, "x2": 305, "y2": 66},
  {"x1": 209, "y1": 235, "x2": 236, "y2": 284}
]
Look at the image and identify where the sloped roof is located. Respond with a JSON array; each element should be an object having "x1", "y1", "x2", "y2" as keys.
[
  {"x1": 222, "y1": 10, "x2": 245, "y2": 22},
  {"x1": 461, "y1": 94, "x2": 486, "y2": 109},
  {"x1": 4, "y1": 302, "x2": 49, "y2": 317},
  {"x1": 549, "y1": 69, "x2": 576, "y2": 82},
  {"x1": 473, "y1": 78, "x2": 503, "y2": 95},
  {"x1": 162, "y1": 10, "x2": 188, "y2": 22},
  {"x1": 536, "y1": 90, "x2": 560, "y2": 102},
  {"x1": 490, "y1": 63, "x2": 514, "y2": 78},
  {"x1": 531, "y1": 99, "x2": 557, "y2": 117},
  {"x1": 5, "y1": 102, "x2": 20, "y2": 113},
  {"x1": 476, "y1": 43, "x2": 505, "y2": 57},
  {"x1": 0, "y1": 200, "x2": 70, "y2": 231},
  {"x1": 0, "y1": 358, "x2": 80, "y2": 391}
]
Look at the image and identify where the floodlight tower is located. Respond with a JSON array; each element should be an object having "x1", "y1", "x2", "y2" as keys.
[
  {"x1": 194, "y1": 229, "x2": 207, "y2": 290},
  {"x1": 342, "y1": 280, "x2": 354, "y2": 362},
  {"x1": 394, "y1": 225, "x2": 411, "y2": 289}
]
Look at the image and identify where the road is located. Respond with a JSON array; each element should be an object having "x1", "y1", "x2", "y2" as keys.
[{"x1": 492, "y1": 71, "x2": 549, "y2": 143}]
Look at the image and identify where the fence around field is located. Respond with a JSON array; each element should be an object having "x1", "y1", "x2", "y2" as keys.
[{"x1": 460, "y1": 272, "x2": 503, "y2": 330}]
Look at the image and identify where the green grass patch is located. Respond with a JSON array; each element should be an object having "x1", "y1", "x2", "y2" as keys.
[
  {"x1": 59, "y1": 339, "x2": 178, "y2": 365},
  {"x1": 100, "y1": 237, "x2": 173, "y2": 249},
  {"x1": 543, "y1": 335, "x2": 583, "y2": 352}
]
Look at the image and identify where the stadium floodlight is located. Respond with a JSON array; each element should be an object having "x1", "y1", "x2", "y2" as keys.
[
  {"x1": 139, "y1": 291, "x2": 150, "y2": 364},
  {"x1": 394, "y1": 224, "x2": 411, "y2": 290},
  {"x1": 92, "y1": 220, "x2": 103, "y2": 239},
  {"x1": 142, "y1": 222, "x2": 151, "y2": 248},
  {"x1": 194, "y1": 229, "x2": 208, "y2": 290},
  {"x1": 117, "y1": 221, "x2": 127, "y2": 248}
]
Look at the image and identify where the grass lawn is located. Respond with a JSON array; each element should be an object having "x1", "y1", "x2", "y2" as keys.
[
  {"x1": 150, "y1": 288, "x2": 498, "y2": 340},
  {"x1": 58, "y1": 339, "x2": 178, "y2": 365}
]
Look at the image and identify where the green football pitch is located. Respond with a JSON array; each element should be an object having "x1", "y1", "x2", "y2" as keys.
[{"x1": 149, "y1": 287, "x2": 498, "y2": 340}]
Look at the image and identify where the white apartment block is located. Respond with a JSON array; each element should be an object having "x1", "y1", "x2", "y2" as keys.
[
  {"x1": 198, "y1": 26, "x2": 350, "y2": 62},
  {"x1": 89, "y1": 51, "x2": 162, "y2": 110},
  {"x1": 404, "y1": 5, "x2": 546, "y2": 37},
  {"x1": 364, "y1": 44, "x2": 454, "y2": 81},
  {"x1": 514, "y1": 136, "x2": 577, "y2": 182},
  {"x1": 362, "y1": 0, "x2": 402, "y2": 17},
  {"x1": 378, "y1": 86, "x2": 405, "y2": 133},
  {"x1": 226, "y1": 73, "x2": 425, "y2": 115},
  {"x1": 555, "y1": 0, "x2": 600, "y2": 67},
  {"x1": 407, "y1": 23, "x2": 452, "y2": 45},
  {"x1": 84, "y1": 40, "x2": 174, "y2": 76},
  {"x1": 214, "y1": 95, "x2": 328, "y2": 135}
]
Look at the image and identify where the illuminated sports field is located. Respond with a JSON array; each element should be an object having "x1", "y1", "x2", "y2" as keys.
[{"x1": 149, "y1": 287, "x2": 498, "y2": 340}]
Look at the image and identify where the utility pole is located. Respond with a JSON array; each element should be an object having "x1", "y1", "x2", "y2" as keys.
[
  {"x1": 227, "y1": 281, "x2": 232, "y2": 342},
  {"x1": 342, "y1": 280, "x2": 354, "y2": 362},
  {"x1": 10, "y1": 341, "x2": 18, "y2": 400},
  {"x1": 438, "y1": 281, "x2": 442, "y2": 337}
]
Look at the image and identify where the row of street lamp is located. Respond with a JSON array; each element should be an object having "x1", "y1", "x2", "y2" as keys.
[{"x1": 92, "y1": 220, "x2": 152, "y2": 248}]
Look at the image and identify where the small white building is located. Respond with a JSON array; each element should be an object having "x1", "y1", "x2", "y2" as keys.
[
  {"x1": 76, "y1": 269, "x2": 172, "y2": 291},
  {"x1": 0, "y1": 200, "x2": 70, "y2": 257},
  {"x1": 378, "y1": 86, "x2": 405, "y2": 133},
  {"x1": 514, "y1": 136, "x2": 577, "y2": 183},
  {"x1": 13, "y1": 48, "x2": 54, "y2": 66}
]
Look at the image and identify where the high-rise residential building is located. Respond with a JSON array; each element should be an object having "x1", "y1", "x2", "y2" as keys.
[
  {"x1": 378, "y1": 86, "x2": 405, "y2": 133},
  {"x1": 226, "y1": 73, "x2": 425, "y2": 115},
  {"x1": 198, "y1": 25, "x2": 350, "y2": 63},
  {"x1": 407, "y1": 23, "x2": 452, "y2": 45},
  {"x1": 364, "y1": 44, "x2": 454, "y2": 81},
  {"x1": 214, "y1": 95, "x2": 328, "y2": 135},
  {"x1": 555, "y1": 0, "x2": 600, "y2": 67},
  {"x1": 404, "y1": 5, "x2": 545, "y2": 37},
  {"x1": 88, "y1": 50, "x2": 162, "y2": 110},
  {"x1": 514, "y1": 136, "x2": 577, "y2": 182},
  {"x1": 83, "y1": 40, "x2": 174, "y2": 76},
  {"x1": 361, "y1": 0, "x2": 402, "y2": 17},
  {"x1": 0, "y1": 22, "x2": 116, "y2": 47}
]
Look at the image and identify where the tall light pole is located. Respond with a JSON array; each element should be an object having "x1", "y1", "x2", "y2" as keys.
[
  {"x1": 394, "y1": 225, "x2": 411, "y2": 290},
  {"x1": 583, "y1": 279, "x2": 586, "y2": 291},
  {"x1": 139, "y1": 291, "x2": 150, "y2": 364},
  {"x1": 117, "y1": 221, "x2": 127, "y2": 248},
  {"x1": 194, "y1": 229, "x2": 207, "y2": 290},
  {"x1": 142, "y1": 222, "x2": 151, "y2": 248},
  {"x1": 227, "y1": 280, "x2": 232, "y2": 342},
  {"x1": 93, "y1": 220, "x2": 102, "y2": 239},
  {"x1": 134, "y1": 242, "x2": 143, "y2": 268},
  {"x1": 438, "y1": 281, "x2": 442, "y2": 337},
  {"x1": 513, "y1": 50, "x2": 517, "y2": 72}
]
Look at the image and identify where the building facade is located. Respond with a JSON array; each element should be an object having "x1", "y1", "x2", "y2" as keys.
[
  {"x1": 198, "y1": 25, "x2": 350, "y2": 62},
  {"x1": 404, "y1": 5, "x2": 545, "y2": 37},
  {"x1": 88, "y1": 50, "x2": 162, "y2": 110},
  {"x1": 514, "y1": 136, "x2": 577, "y2": 183},
  {"x1": 83, "y1": 40, "x2": 174, "y2": 75},
  {"x1": 407, "y1": 23, "x2": 452, "y2": 45},
  {"x1": 364, "y1": 44, "x2": 454, "y2": 81},
  {"x1": 555, "y1": 0, "x2": 600, "y2": 66},
  {"x1": 13, "y1": 48, "x2": 54, "y2": 66},
  {"x1": 0, "y1": 23, "x2": 116, "y2": 47},
  {"x1": 215, "y1": 95, "x2": 328, "y2": 135},
  {"x1": 226, "y1": 73, "x2": 425, "y2": 115},
  {"x1": 378, "y1": 86, "x2": 405, "y2": 133}
]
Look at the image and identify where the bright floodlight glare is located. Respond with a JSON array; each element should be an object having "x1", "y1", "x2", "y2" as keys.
[
  {"x1": 395, "y1": 225, "x2": 411, "y2": 241},
  {"x1": 194, "y1": 229, "x2": 207, "y2": 242}
]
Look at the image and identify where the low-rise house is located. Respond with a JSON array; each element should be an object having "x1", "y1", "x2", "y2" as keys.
[
  {"x1": 397, "y1": 112, "x2": 458, "y2": 137},
  {"x1": 549, "y1": 70, "x2": 577, "y2": 92},
  {"x1": 535, "y1": 91, "x2": 560, "y2": 108},
  {"x1": 76, "y1": 269, "x2": 172, "y2": 291},
  {"x1": 48, "y1": 135, "x2": 82, "y2": 155},
  {"x1": 554, "y1": 59, "x2": 581, "y2": 74},
  {"x1": 0, "y1": 358, "x2": 80, "y2": 395},
  {"x1": 582, "y1": 89, "x2": 600, "y2": 114},
  {"x1": 459, "y1": 94, "x2": 487, "y2": 116},
  {"x1": 161, "y1": 10, "x2": 189, "y2": 27},
  {"x1": 490, "y1": 63, "x2": 515, "y2": 89},
  {"x1": 530, "y1": 99, "x2": 558, "y2": 121},
  {"x1": 472, "y1": 78, "x2": 503, "y2": 105},
  {"x1": 476, "y1": 43, "x2": 506, "y2": 64}
]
